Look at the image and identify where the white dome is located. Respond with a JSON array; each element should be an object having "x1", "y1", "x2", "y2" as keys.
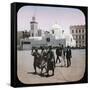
[
  {"x1": 52, "y1": 24, "x2": 61, "y2": 30},
  {"x1": 50, "y1": 24, "x2": 63, "y2": 39}
]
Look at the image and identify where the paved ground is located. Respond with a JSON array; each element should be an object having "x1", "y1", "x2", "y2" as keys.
[{"x1": 17, "y1": 49, "x2": 85, "y2": 84}]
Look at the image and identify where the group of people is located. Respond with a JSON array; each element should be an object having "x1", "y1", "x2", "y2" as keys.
[
  {"x1": 31, "y1": 44, "x2": 72, "y2": 76},
  {"x1": 56, "y1": 45, "x2": 72, "y2": 67}
]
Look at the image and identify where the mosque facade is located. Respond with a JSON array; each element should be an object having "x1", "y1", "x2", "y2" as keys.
[{"x1": 19, "y1": 16, "x2": 76, "y2": 50}]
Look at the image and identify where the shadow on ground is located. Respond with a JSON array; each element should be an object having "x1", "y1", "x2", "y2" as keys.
[{"x1": 27, "y1": 72, "x2": 54, "y2": 77}]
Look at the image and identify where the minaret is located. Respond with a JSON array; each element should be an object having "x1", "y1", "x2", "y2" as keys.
[{"x1": 30, "y1": 16, "x2": 38, "y2": 37}]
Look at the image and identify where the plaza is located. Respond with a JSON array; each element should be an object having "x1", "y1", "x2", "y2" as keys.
[{"x1": 17, "y1": 49, "x2": 85, "y2": 84}]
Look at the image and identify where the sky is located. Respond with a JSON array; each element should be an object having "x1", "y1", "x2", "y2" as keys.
[{"x1": 17, "y1": 5, "x2": 85, "y2": 34}]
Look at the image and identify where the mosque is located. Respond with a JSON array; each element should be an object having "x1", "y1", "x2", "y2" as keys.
[{"x1": 20, "y1": 16, "x2": 76, "y2": 50}]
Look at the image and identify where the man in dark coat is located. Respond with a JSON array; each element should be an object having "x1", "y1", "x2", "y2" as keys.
[
  {"x1": 46, "y1": 46, "x2": 55, "y2": 76},
  {"x1": 55, "y1": 46, "x2": 62, "y2": 64},
  {"x1": 66, "y1": 46, "x2": 72, "y2": 67},
  {"x1": 62, "y1": 46, "x2": 66, "y2": 66}
]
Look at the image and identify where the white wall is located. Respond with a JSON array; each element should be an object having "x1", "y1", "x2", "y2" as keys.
[{"x1": 0, "y1": 0, "x2": 89, "y2": 90}]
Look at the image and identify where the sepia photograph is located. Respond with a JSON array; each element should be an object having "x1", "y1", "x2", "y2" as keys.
[{"x1": 14, "y1": 3, "x2": 88, "y2": 86}]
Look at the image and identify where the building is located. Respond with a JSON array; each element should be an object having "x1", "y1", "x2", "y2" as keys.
[
  {"x1": 30, "y1": 16, "x2": 42, "y2": 37},
  {"x1": 18, "y1": 16, "x2": 76, "y2": 50},
  {"x1": 50, "y1": 23, "x2": 76, "y2": 47},
  {"x1": 17, "y1": 16, "x2": 42, "y2": 47},
  {"x1": 17, "y1": 30, "x2": 30, "y2": 45},
  {"x1": 20, "y1": 32, "x2": 66, "y2": 50},
  {"x1": 70, "y1": 25, "x2": 86, "y2": 48},
  {"x1": 30, "y1": 16, "x2": 38, "y2": 37},
  {"x1": 19, "y1": 23, "x2": 76, "y2": 50},
  {"x1": 51, "y1": 24, "x2": 63, "y2": 39}
]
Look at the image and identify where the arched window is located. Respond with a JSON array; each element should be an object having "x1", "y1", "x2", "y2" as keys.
[
  {"x1": 46, "y1": 38, "x2": 50, "y2": 42},
  {"x1": 82, "y1": 29, "x2": 84, "y2": 33},
  {"x1": 79, "y1": 29, "x2": 81, "y2": 33},
  {"x1": 76, "y1": 29, "x2": 78, "y2": 33},
  {"x1": 72, "y1": 30, "x2": 74, "y2": 33},
  {"x1": 79, "y1": 36, "x2": 81, "y2": 39}
]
